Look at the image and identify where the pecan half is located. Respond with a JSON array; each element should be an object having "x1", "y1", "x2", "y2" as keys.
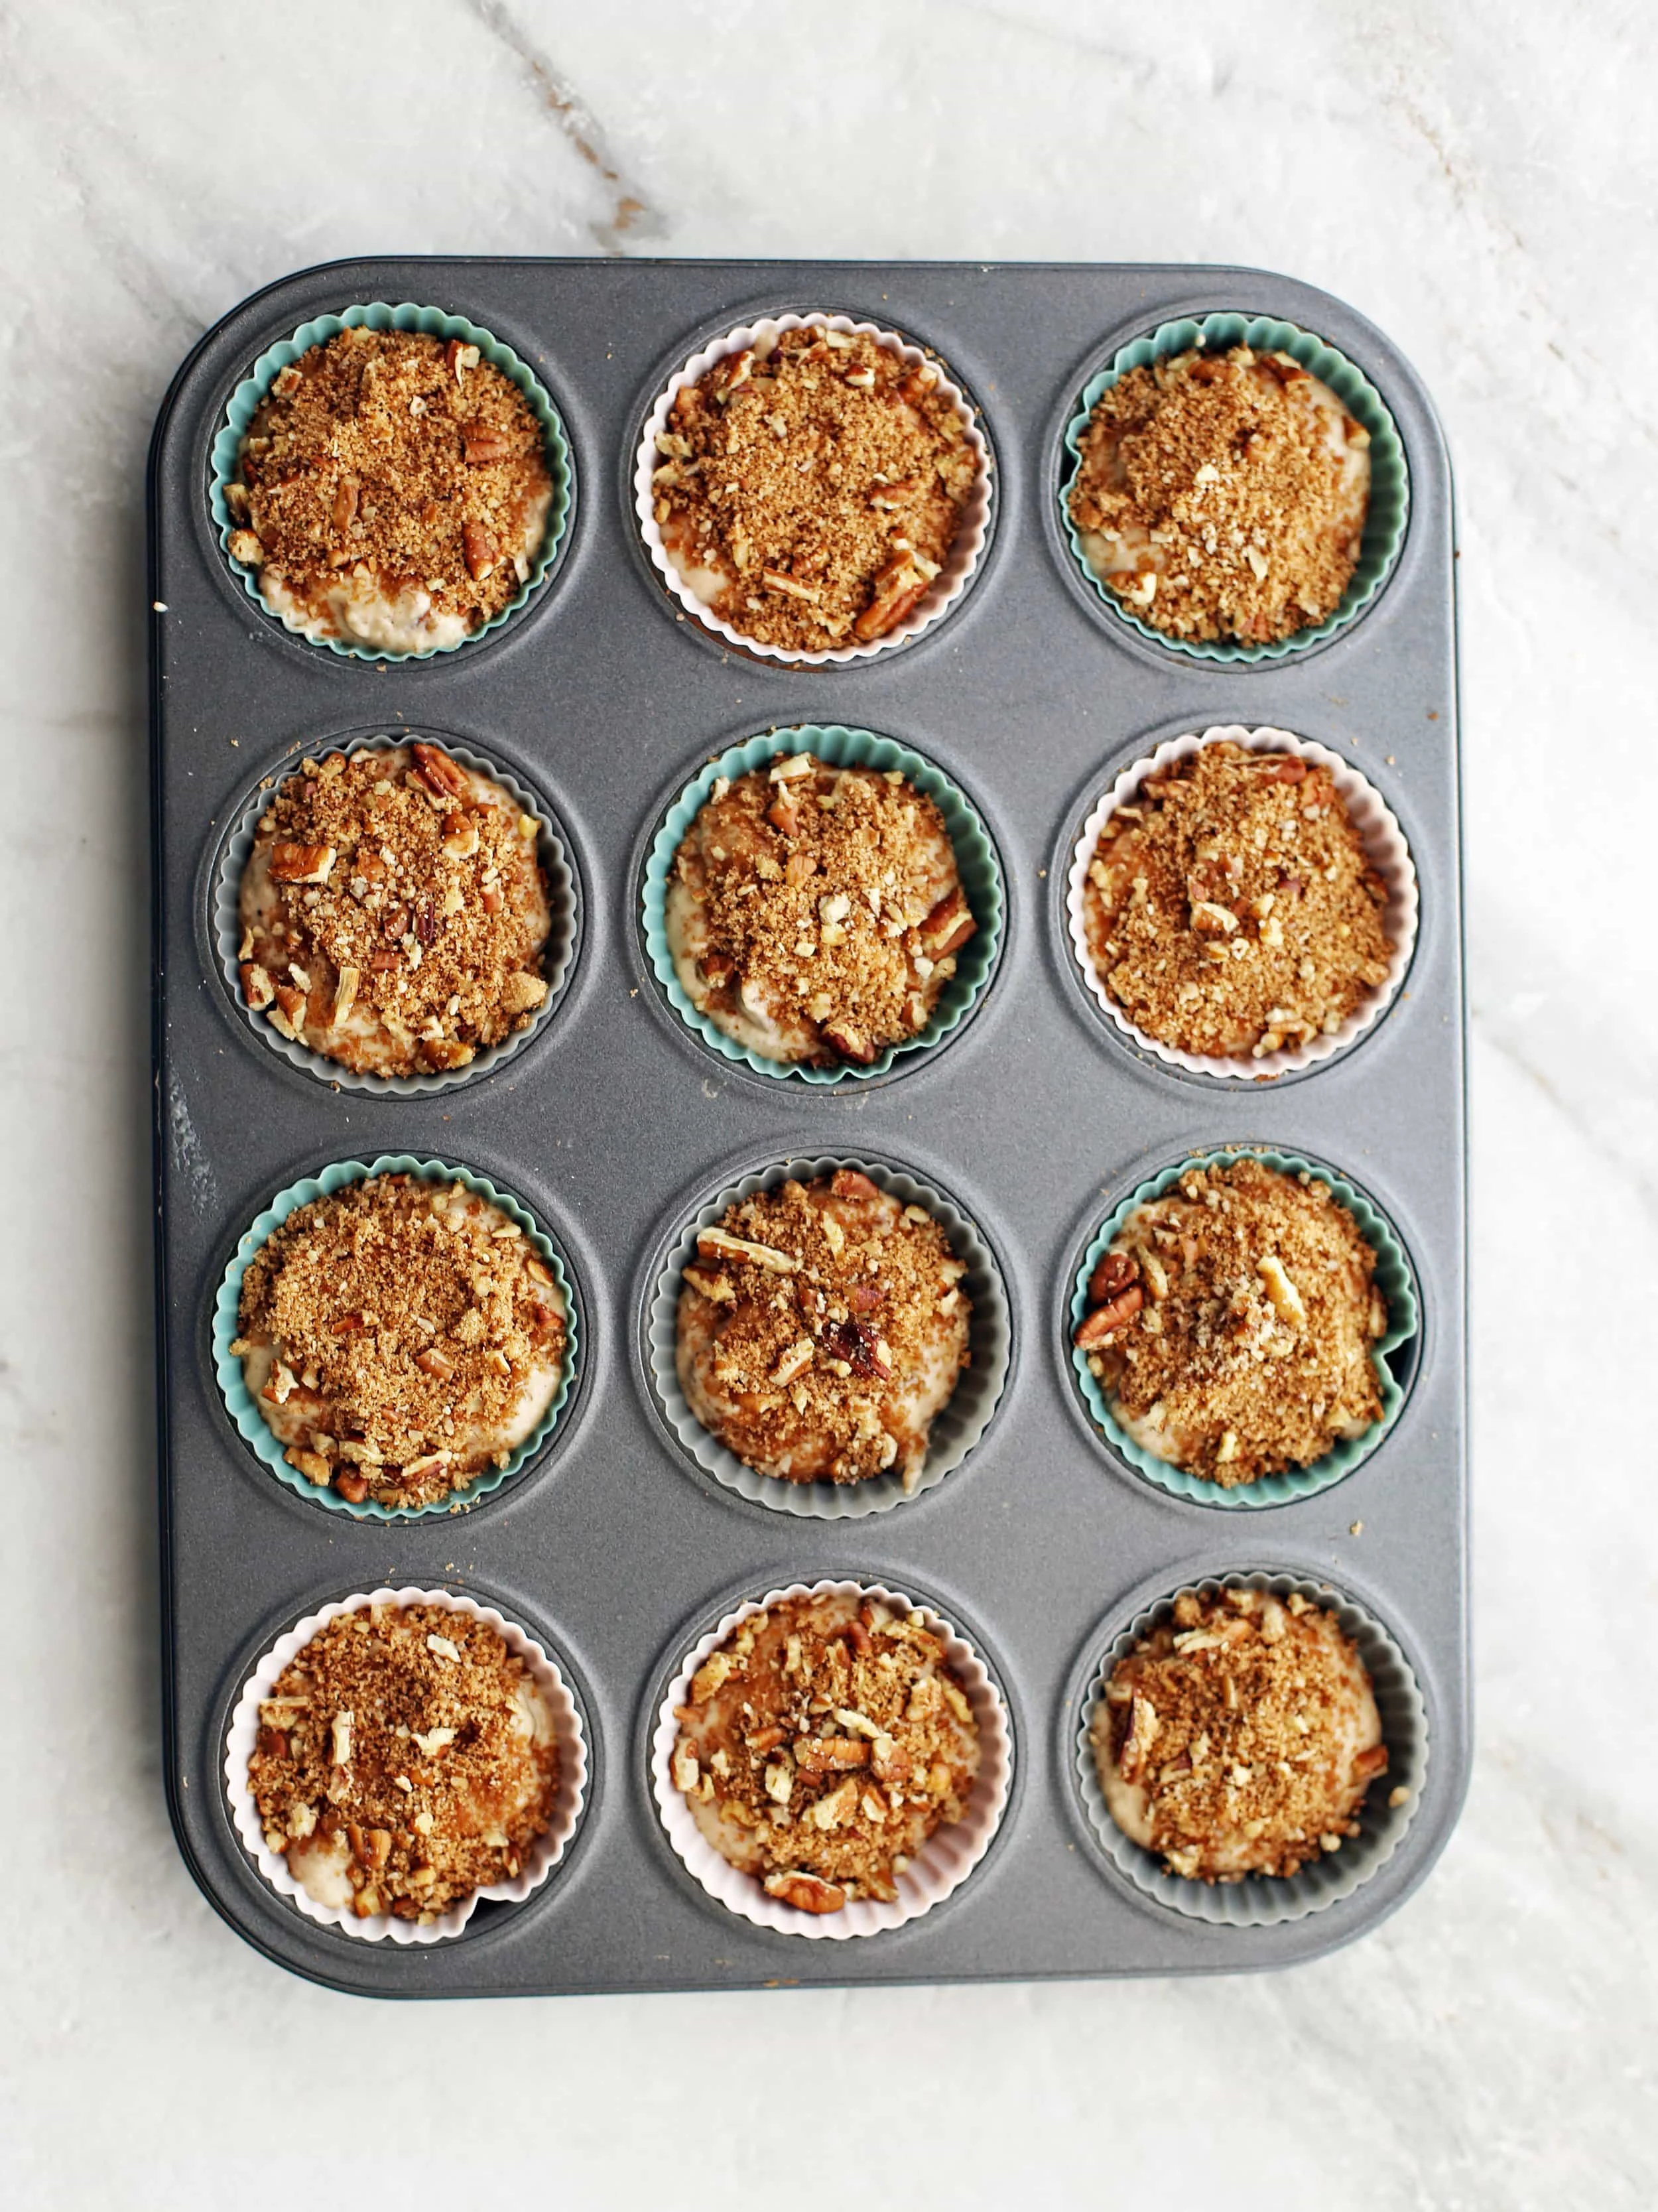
[
  {"x1": 762, "y1": 1870, "x2": 846, "y2": 1914},
  {"x1": 1074, "y1": 1283, "x2": 1144, "y2": 1347},
  {"x1": 1088, "y1": 1250, "x2": 1140, "y2": 1307},
  {"x1": 269, "y1": 841, "x2": 336, "y2": 885}
]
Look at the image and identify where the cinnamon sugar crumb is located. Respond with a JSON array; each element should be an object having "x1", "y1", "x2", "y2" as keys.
[
  {"x1": 249, "y1": 1602, "x2": 559, "y2": 1921},
  {"x1": 1082, "y1": 741, "x2": 1393, "y2": 1059},
  {"x1": 1076, "y1": 1159, "x2": 1388, "y2": 1485},
  {"x1": 653, "y1": 325, "x2": 979, "y2": 651},
  {"x1": 234, "y1": 1173, "x2": 567, "y2": 1510},
  {"x1": 676, "y1": 1171, "x2": 970, "y2": 1487},
  {"x1": 1068, "y1": 345, "x2": 1370, "y2": 645},
  {"x1": 225, "y1": 328, "x2": 551, "y2": 651},
  {"x1": 672, "y1": 1591, "x2": 980, "y2": 1910},
  {"x1": 1092, "y1": 1585, "x2": 1387, "y2": 1881},
  {"x1": 239, "y1": 744, "x2": 550, "y2": 1078},
  {"x1": 667, "y1": 756, "x2": 975, "y2": 1067}
]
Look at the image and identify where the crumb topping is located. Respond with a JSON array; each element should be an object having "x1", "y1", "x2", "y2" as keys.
[
  {"x1": 667, "y1": 755, "x2": 975, "y2": 1067},
  {"x1": 676, "y1": 1170, "x2": 970, "y2": 1487},
  {"x1": 652, "y1": 325, "x2": 979, "y2": 651},
  {"x1": 238, "y1": 744, "x2": 551, "y2": 1078},
  {"x1": 225, "y1": 328, "x2": 551, "y2": 645},
  {"x1": 249, "y1": 1602, "x2": 560, "y2": 1922},
  {"x1": 1082, "y1": 741, "x2": 1394, "y2": 1059},
  {"x1": 1092, "y1": 1586, "x2": 1388, "y2": 1881},
  {"x1": 233, "y1": 1173, "x2": 568, "y2": 1510},
  {"x1": 1075, "y1": 1159, "x2": 1388, "y2": 1484},
  {"x1": 672, "y1": 1591, "x2": 981, "y2": 1912},
  {"x1": 1068, "y1": 345, "x2": 1370, "y2": 645}
]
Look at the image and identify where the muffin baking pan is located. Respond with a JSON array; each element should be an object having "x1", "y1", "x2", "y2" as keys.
[{"x1": 149, "y1": 258, "x2": 1467, "y2": 1995}]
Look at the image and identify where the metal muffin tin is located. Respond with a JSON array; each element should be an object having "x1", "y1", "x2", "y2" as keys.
[{"x1": 149, "y1": 258, "x2": 1467, "y2": 1996}]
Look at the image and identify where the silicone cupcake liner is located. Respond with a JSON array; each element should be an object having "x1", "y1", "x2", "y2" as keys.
[
  {"x1": 647, "y1": 1154, "x2": 1011, "y2": 1520},
  {"x1": 208, "y1": 301, "x2": 574, "y2": 661},
  {"x1": 212, "y1": 1155, "x2": 580, "y2": 1522},
  {"x1": 1066, "y1": 726, "x2": 1418, "y2": 1080},
  {"x1": 1069, "y1": 1148, "x2": 1417, "y2": 1508},
  {"x1": 1074, "y1": 1569, "x2": 1428, "y2": 1926},
  {"x1": 634, "y1": 311, "x2": 993, "y2": 666},
  {"x1": 651, "y1": 1579, "x2": 1013, "y2": 1939},
  {"x1": 225, "y1": 1585, "x2": 588, "y2": 1945},
  {"x1": 214, "y1": 734, "x2": 579, "y2": 1098},
  {"x1": 1058, "y1": 312, "x2": 1409, "y2": 663},
  {"x1": 641, "y1": 724, "x2": 1004, "y2": 1085}
]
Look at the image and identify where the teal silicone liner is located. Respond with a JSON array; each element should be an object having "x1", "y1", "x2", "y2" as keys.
[
  {"x1": 1058, "y1": 313, "x2": 1409, "y2": 663},
  {"x1": 1069, "y1": 1149, "x2": 1418, "y2": 1508},
  {"x1": 212, "y1": 1156, "x2": 579, "y2": 1522},
  {"x1": 641, "y1": 726, "x2": 1004, "y2": 1084},
  {"x1": 208, "y1": 302, "x2": 574, "y2": 661}
]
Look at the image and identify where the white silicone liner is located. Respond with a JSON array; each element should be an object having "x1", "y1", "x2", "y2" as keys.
[
  {"x1": 633, "y1": 312, "x2": 993, "y2": 666},
  {"x1": 1074, "y1": 1571, "x2": 1428, "y2": 1927},
  {"x1": 214, "y1": 736, "x2": 578, "y2": 1098},
  {"x1": 1066, "y1": 726, "x2": 1419, "y2": 1080},
  {"x1": 225, "y1": 1586, "x2": 588, "y2": 1945},
  {"x1": 647, "y1": 1155, "x2": 1011, "y2": 1520},
  {"x1": 652, "y1": 1579, "x2": 1013, "y2": 1939}
]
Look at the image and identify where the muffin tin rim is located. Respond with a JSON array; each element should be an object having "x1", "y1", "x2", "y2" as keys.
[
  {"x1": 1057, "y1": 1557, "x2": 1434, "y2": 1929},
  {"x1": 205, "y1": 1151, "x2": 590, "y2": 1524},
  {"x1": 633, "y1": 1140, "x2": 1018, "y2": 1521},
  {"x1": 633, "y1": 718, "x2": 1010, "y2": 1091},
  {"x1": 1056, "y1": 1140, "x2": 1425, "y2": 1510},
  {"x1": 203, "y1": 725, "x2": 587, "y2": 1100},
  {"x1": 1045, "y1": 304, "x2": 1413, "y2": 669}
]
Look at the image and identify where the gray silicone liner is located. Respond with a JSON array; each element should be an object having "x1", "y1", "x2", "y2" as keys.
[
  {"x1": 150, "y1": 259, "x2": 1467, "y2": 1999},
  {"x1": 645, "y1": 1155, "x2": 1011, "y2": 1519},
  {"x1": 1074, "y1": 1570, "x2": 1429, "y2": 1926},
  {"x1": 212, "y1": 734, "x2": 578, "y2": 1096}
]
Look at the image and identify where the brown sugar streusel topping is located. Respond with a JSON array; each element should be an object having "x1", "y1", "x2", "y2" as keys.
[
  {"x1": 225, "y1": 327, "x2": 551, "y2": 649},
  {"x1": 667, "y1": 754, "x2": 976, "y2": 1068},
  {"x1": 1092, "y1": 1587, "x2": 1389, "y2": 1882},
  {"x1": 671, "y1": 1591, "x2": 982, "y2": 1912},
  {"x1": 239, "y1": 744, "x2": 551, "y2": 1078},
  {"x1": 651, "y1": 325, "x2": 980, "y2": 652},
  {"x1": 676, "y1": 1171, "x2": 971, "y2": 1488},
  {"x1": 1074, "y1": 1159, "x2": 1387, "y2": 1486},
  {"x1": 1068, "y1": 344, "x2": 1371, "y2": 645},
  {"x1": 249, "y1": 1603, "x2": 560, "y2": 1921},
  {"x1": 1082, "y1": 742, "x2": 1394, "y2": 1061},
  {"x1": 233, "y1": 1173, "x2": 568, "y2": 1510}
]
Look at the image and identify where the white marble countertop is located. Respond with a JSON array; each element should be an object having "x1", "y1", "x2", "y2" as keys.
[{"x1": 3, "y1": 2, "x2": 1654, "y2": 2203}]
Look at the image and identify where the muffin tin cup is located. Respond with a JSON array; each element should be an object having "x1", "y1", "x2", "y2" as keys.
[
  {"x1": 225, "y1": 1585, "x2": 589, "y2": 1945},
  {"x1": 1058, "y1": 312, "x2": 1409, "y2": 663},
  {"x1": 641, "y1": 724, "x2": 1005, "y2": 1085},
  {"x1": 213, "y1": 734, "x2": 580, "y2": 1098},
  {"x1": 645, "y1": 1153, "x2": 1011, "y2": 1520},
  {"x1": 651, "y1": 1579, "x2": 1013, "y2": 1939},
  {"x1": 208, "y1": 300, "x2": 575, "y2": 661},
  {"x1": 1065, "y1": 725, "x2": 1418, "y2": 1081},
  {"x1": 1069, "y1": 1148, "x2": 1418, "y2": 1508},
  {"x1": 212, "y1": 1155, "x2": 580, "y2": 1523},
  {"x1": 633, "y1": 310, "x2": 994, "y2": 667},
  {"x1": 1073, "y1": 1569, "x2": 1428, "y2": 1927}
]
